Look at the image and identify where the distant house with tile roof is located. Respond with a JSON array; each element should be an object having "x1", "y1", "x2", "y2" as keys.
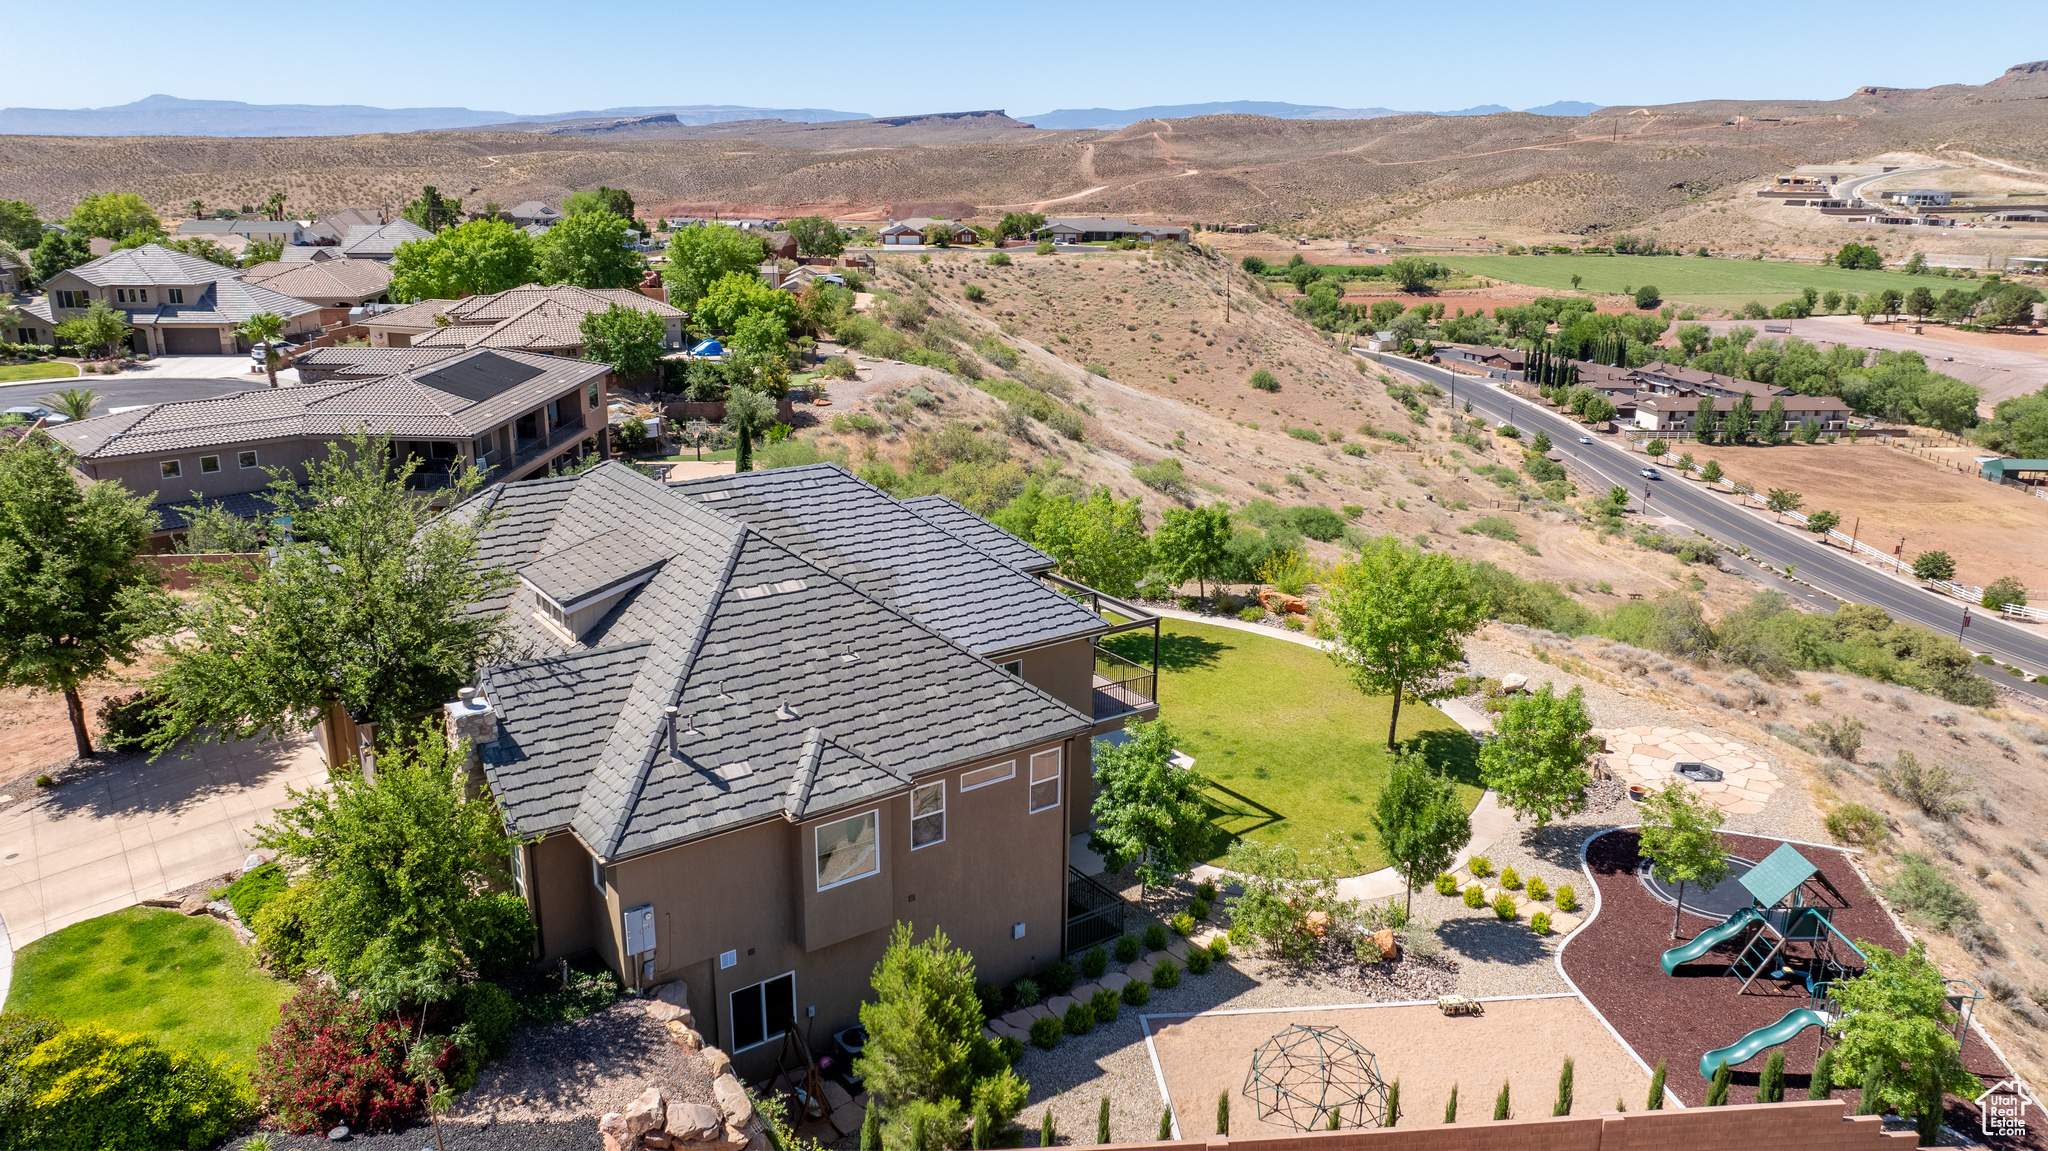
[
  {"x1": 879, "y1": 218, "x2": 982, "y2": 246},
  {"x1": 305, "y1": 207, "x2": 386, "y2": 244},
  {"x1": 440, "y1": 460, "x2": 1158, "y2": 1069},
  {"x1": 16, "y1": 244, "x2": 323, "y2": 356},
  {"x1": 508, "y1": 202, "x2": 565, "y2": 229},
  {"x1": 45, "y1": 347, "x2": 617, "y2": 542},
  {"x1": 239, "y1": 257, "x2": 394, "y2": 308},
  {"x1": 365, "y1": 283, "x2": 687, "y2": 355},
  {"x1": 1032, "y1": 217, "x2": 1190, "y2": 244}
]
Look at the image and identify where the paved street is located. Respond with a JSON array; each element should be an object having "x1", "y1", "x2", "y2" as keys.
[
  {"x1": 0, "y1": 374, "x2": 277, "y2": 417},
  {"x1": 1366, "y1": 350, "x2": 2048, "y2": 685}
]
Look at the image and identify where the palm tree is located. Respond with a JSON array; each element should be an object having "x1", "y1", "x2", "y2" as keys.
[
  {"x1": 39, "y1": 387, "x2": 99, "y2": 421},
  {"x1": 237, "y1": 312, "x2": 288, "y2": 388},
  {"x1": 264, "y1": 191, "x2": 288, "y2": 221},
  {"x1": 723, "y1": 387, "x2": 777, "y2": 473}
]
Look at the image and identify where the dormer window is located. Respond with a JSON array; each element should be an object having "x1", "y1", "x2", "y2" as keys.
[{"x1": 538, "y1": 590, "x2": 568, "y2": 628}]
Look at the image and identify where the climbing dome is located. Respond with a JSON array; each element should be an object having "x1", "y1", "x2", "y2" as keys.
[{"x1": 1240, "y1": 1024, "x2": 1391, "y2": 1130}]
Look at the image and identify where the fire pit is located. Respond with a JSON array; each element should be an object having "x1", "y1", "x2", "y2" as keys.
[{"x1": 1673, "y1": 761, "x2": 1723, "y2": 783}]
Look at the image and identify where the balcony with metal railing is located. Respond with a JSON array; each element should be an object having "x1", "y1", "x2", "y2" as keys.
[{"x1": 1092, "y1": 645, "x2": 1156, "y2": 721}]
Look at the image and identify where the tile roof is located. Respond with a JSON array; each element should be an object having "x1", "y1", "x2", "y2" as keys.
[
  {"x1": 48, "y1": 247, "x2": 323, "y2": 325},
  {"x1": 291, "y1": 346, "x2": 462, "y2": 377},
  {"x1": 308, "y1": 208, "x2": 383, "y2": 242},
  {"x1": 364, "y1": 299, "x2": 458, "y2": 329},
  {"x1": 668, "y1": 463, "x2": 1106, "y2": 656},
  {"x1": 58, "y1": 243, "x2": 234, "y2": 288},
  {"x1": 416, "y1": 298, "x2": 593, "y2": 351},
  {"x1": 238, "y1": 258, "x2": 392, "y2": 301},
  {"x1": 520, "y1": 527, "x2": 674, "y2": 606},
  {"x1": 44, "y1": 348, "x2": 608, "y2": 460},
  {"x1": 445, "y1": 284, "x2": 685, "y2": 323},
  {"x1": 901, "y1": 494, "x2": 1054, "y2": 572},
  {"x1": 340, "y1": 220, "x2": 434, "y2": 257},
  {"x1": 468, "y1": 462, "x2": 1092, "y2": 859}
]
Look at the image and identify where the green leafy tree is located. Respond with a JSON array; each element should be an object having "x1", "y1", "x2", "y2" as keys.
[
  {"x1": 1725, "y1": 392, "x2": 1754, "y2": 443},
  {"x1": 664, "y1": 224, "x2": 770, "y2": 308},
  {"x1": 724, "y1": 386, "x2": 778, "y2": 473},
  {"x1": 401, "y1": 185, "x2": 463, "y2": 232},
  {"x1": 257, "y1": 719, "x2": 533, "y2": 988},
  {"x1": 161, "y1": 236, "x2": 240, "y2": 269},
  {"x1": 1089, "y1": 719, "x2": 1212, "y2": 890},
  {"x1": 388, "y1": 219, "x2": 538, "y2": 302},
  {"x1": 1152, "y1": 504, "x2": 1232, "y2": 597},
  {"x1": 1370, "y1": 747, "x2": 1472, "y2": 912},
  {"x1": 0, "y1": 438, "x2": 162, "y2": 759},
  {"x1": 1480, "y1": 683, "x2": 1597, "y2": 826},
  {"x1": 0, "y1": 199, "x2": 42, "y2": 249},
  {"x1": 1807, "y1": 510, "x2": 1841, "y2": 537},
  {"x1": 1322, "y1": 536, "x2": 1483, "y2": 749},
  {"x1": 784, "y1": 215, "x2": 846, "y2": 257},
  {"x1": 171, "y1": 498, "x2": 265, "y2": 554},
  {"x1": 1633, "y1": 285, "x2": 1661, "y2": 310},
  {"x1": 65, "y1": 192, "x2": 159, "y2": 240},
  {"x1": 238, "y1": 311, "x2": 287, "y2": 388},
  {"x1": 537, "y1": 210, "x2": 642, "y2": 289},
  {"x1": 241, "y1": 238, "x2": 284, "y2": 267},
  {"x1": 1758, "y1": 397, "x2": 1785, "y2": 445},
  {"x1": 1387, "y1": 257, "x2": 1444, "y2": 293},
  {"x1": 695, "y1": 270, "x2": 803, "y2": 334},
  {"x1": 579, "y1": 303, "x2": 667, "y2": 380},
  {"x1": 1240, "y1": 256, "x2": 1266, "y2": 275},
  {"x1": 147, "y1": 430, "x2": 516, "y2": 749},
  {"x1": 1911, "y1": 551, "x2": 1956, "y2": 582},
  {"x1": 996, "y1": 212, "x2": 1046, "y2": 242},
  {"x1": 1693, "y1": 396, "x2": 1717, "y2": 442},
  {"x1": 1637, "y1": 780, "x2": 1729, "y2": 937},
  {"x1": 1700, "y1": 459, "x2": 1723, "y2": 483},
  {"x1": 1984, "y1": 575, "x2": 2027, "y2": 610},
  {"x1": 1031, "y1": 487, "x2": 1151, "y2": 597},
  {"x1": 55, "y1": 300, "x2": 133, "y2": 358},
  {"x1": 1764, "y1": 488, "x2": 1804, "y2": 520},
  {"x1": 1829, "y1": 938, "x2": 1982, "y2": 1142},
  {"x1": 856, "y1": 924, "x2": 1024, "y2": 1138},
  {"x1": 562, "y1": 186, "x2": 635, "y2": 220}
]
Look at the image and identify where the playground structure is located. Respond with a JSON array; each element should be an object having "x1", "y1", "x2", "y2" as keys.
[
  {"x1": 1656, "y1": 844, "x2": 1873, "y2": 1079},
  {"x1": 1241, "y1": 1025, "x2": 1393, "y2": 1131}
]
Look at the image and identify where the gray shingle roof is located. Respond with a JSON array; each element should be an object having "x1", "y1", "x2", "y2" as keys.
[
  {"x1": 58, "y1": 243, "x2": 236, "y2": 288},
  {"x1": 340, "y1": 220, "x2": 434, "y2": 257},
  {"x1": 520, "y1": 527, "x2": 673, "y2": 606},
  {"x1": 669, "y1": 463, "x2": 1105, "y2": 656},
  {"x1": 901, "y1": 494, "x2": 1054, "y2": 572},
  {"x1": 469, "y1": 462, "x2": 1093, "y2": 860}
]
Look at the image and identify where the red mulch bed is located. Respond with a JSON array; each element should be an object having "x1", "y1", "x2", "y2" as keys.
[{"x1": 1564, "y1": 830, "x2": 2034, "y2": 1147}]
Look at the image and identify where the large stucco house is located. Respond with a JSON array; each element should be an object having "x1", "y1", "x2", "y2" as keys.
[{"x1": 17, "y1": 244, "x2": 323, "y2": 355}]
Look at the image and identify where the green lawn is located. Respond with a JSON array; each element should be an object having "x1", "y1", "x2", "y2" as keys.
[
  {"x1": 4, "y1": 906, "x2": 290, "y2": 1069},
  {"x1": 1104, "y1": 619, "x2": 1481, "y2": 871},
  {"x1": 0, "y1": 362, "x2": 80, "y2": 382},
  {"x1": 1443, "y1": 254, "x2": 1925, "y2": 312}
]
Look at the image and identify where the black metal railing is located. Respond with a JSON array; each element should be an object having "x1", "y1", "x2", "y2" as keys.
[
  {"x1": 1067, "y1": 866, "x2": 1126, "y2": 953},
  {"x1": 1092, "y1": 646, "x2": 1156, "y2": 719}
]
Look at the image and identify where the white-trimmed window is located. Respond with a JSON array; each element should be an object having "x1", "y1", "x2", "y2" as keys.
[
  {"x1": 160, "y1": 460, "x2": 181, "y2": 479},
  {"x1": 729, "y1": 972, "x2": 795, "y2": 1052},
  {"x1": 510, "y1": 845, "x2": 527, "y2": 897},
  {"x1": 1029, "y1": 748, "x2": 1062, "y2": 813},
  {"x1": 960, "y1": 759, "x2": 1014, "y2": 792},
  {"x1": 911, "y1": 782, "x2": 945, "y2": 849},
  {"x1": 199, "y1": 455, "x2": 220, "y2": 474},
  {"x1": 816, "y1": 810, "x2": 879, "y2": 890},
  {"x1": 237, "y1": 450, "x2": 259, "y2": 469},
  {"x1": 540, "y1": 593, "x2": 568, "y2": 628},
  {"x1": 168, "y1": 289, "x2": 185, "y2": 305},
  {"x1": 999, "y1": 659, "x2": 1022, "y2": 677}
]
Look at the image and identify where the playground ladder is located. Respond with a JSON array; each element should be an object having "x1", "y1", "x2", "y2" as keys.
[{"x1": 1730, "y1": 933, "x2": 1780, "y2": 985}]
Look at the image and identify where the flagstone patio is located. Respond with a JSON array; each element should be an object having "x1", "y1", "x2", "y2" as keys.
[{"x1": 1593, "y1": 726, "x2": 1783, "y2": 815}]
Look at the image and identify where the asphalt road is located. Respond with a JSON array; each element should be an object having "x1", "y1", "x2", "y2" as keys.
[
  {"x1": 0, "y1": 375, "x2": 259, "y2": 418},
  {"x1": 1365, "y1": 351, "x2": 2048, "y2": 687}
]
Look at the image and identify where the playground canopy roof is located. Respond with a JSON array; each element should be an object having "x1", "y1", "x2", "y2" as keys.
[{"x1": 1739, "y1": 843, "x2": 1819, "y2": 908}]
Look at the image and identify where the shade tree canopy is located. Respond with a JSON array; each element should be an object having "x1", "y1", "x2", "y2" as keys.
[
  {"x1": 388, "y1": 219, "x2": 538, "y2": 302},
  {"x1": 662, "y1": 223, "x2": 770, "y2": 308},
  {"x1": 1321, "y1": 535, "x2": 1484, "y2": 749},
  {"x1": 536, "y1": 210, "x2": 642, "y2": 289}
]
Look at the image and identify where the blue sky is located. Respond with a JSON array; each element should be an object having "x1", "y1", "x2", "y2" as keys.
[{"x1": 5, "y1": 0, "x2": 2044, "y2": 118}]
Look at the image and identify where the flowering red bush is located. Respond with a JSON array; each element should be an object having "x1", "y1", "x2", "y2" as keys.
[{"x1": 254, "y1": 982, "x2": 425, "y2": 1134}]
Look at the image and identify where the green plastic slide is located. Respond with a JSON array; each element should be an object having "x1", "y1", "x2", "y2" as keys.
[
  {"x1": 1698, "y1": 1008, "x2": 1830, "y2": 1079},
  {"x1": 1658, "y1": 906, "x2": 1763, "y2": 975}
]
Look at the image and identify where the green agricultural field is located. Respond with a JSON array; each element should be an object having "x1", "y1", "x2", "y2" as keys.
[
  {"x1": 1443, "y1": 254, "x2": 1926, "y2": 312},
  {"x1": 4, "y1": 906, "x2": 291, "y2": 1070},
  {"x1": 1103, "y1": 619, "x2": 1481, "y2": 871}
]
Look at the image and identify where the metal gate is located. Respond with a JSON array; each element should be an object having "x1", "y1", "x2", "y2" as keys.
[{"x1": 1066, "y1": 866, "x2": 1126, "y2": 954}]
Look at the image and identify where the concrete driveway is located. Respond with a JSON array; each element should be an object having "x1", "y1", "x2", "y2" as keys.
[
  {"x1": 125, "y1": 355, "x2": 284, "y2": 381},
  {"x1": 0, "y1": 734, "x2": 326, "y2": 955}
]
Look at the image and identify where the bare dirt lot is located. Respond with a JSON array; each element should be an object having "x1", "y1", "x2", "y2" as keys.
[{"x1": 1666, "y1": 441, "x2": 2048, "y2": 591}]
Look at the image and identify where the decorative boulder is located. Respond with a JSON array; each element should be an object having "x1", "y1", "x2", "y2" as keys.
[
  {"x1": 666, "y1": 1020, "x2": 704, "y2": 1050},
  {"x1": 1499, "y1": 673, "x2": 1528, "y2": 692},
  {"x1": 647, "y1": 1000, "x2": 689, "y2": 1025},
  {"x1": 1372, "y1": 928, "x2": 1399, "y2": 961},
  {"x1": 624, "y1": 1087, "x2": 668, "y2": 1145},
  {"x1": 702, "y1": 1047, "x2": 732, "y2": 1079},
  {"x1": 714, "y1": 1072, "x2": 755, "y2": 1129},
  {"x1": 1304, "y1": 909, "x2": 1330, "y2": 937},
  {"x1": 600, "y1": 1112, "x2": 630, "y2": 1151},
  {"x1": 669, "y1": 1103, "x2": 724, "y2": 1142}
]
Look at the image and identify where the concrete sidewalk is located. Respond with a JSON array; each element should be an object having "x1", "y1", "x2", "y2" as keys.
[{"x1": 0, "y1": 733, "x2": 325, "y2": 964}]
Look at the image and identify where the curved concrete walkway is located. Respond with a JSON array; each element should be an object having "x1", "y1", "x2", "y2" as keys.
[{"x1": 1140, "y1": 605, "x2": 1525, "y2": 902}]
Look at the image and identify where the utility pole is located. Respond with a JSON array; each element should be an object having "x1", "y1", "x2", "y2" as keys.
[
  {"x1": 1958, "y1": 606, "x2": 1971, "y2": 643},
  {"x1": 1224, "y1": 261, "x2": 1230, "y2": 323}
]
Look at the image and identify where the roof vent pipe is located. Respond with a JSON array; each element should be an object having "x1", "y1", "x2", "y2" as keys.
[
  {"x1": 664, "y1": 705, "x2": 680, "y2": 756},
  {"x1": 775, "y1": 701, "x2": 797, "y2": 722}
]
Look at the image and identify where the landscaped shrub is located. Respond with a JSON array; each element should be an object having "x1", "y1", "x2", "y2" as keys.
[
  {"x1": 1882, "y1": 853, "x2": 1979, "y2": 931},
  {"x1": 1434, "y1": 873, "x2": 1458, "y2": 895},
  {"x1": 1046, "y1": 960, "x2": 1076, "y2": 995},
  {"x1": 1526, "y1": 877, "x2": 1550, "y2": 902},
  {"x1": 1492, "y1": 893, "x2": 1518, "y2": 921},
  {"x1": 1029, "y1": 1015, "x2": 1063, "y2": 1049},
  {"x1": 1010, "y1": 978, "x2": 1042, "y2": 1008},
  {"x1": 3, "y1": 1019, "x2": 256, "y2": 1151},
  {"x1": 1555, "y1": 885, "x2": 1578, "y2": 913},
  {"x1": 255, "y1": 982, "x2": 426, "y2": 1135},
  {"x1": 1081, "y1": 945, "x2": 1109, "y2": 980},
  {"x1": 1151, "y1": 959, "x2": 1181, "y2": 989},
  {"x1": 1237, "y1": 605, "x2": 1266, "y2": 623},
  {"x1": 1468, "y1": 856, "x2": 1493, "y2": 878},
  {"x1": 1121, "y1": 979, "x2": 1151, "y2": 1006},
  {"x1": 1144, "y1": 923, "x2": 1168, "y2": 951},
  {"x1": 522, "y1": 964, "x2": 622, "y2": 1024},
  {"x1": 1825, "y1": 803, "x2": 1889, "y2": 846},
  {"x1": 1115, "y1": 934, "x2": 1142, "y2": 963},
  {"x1": 1463, "y1": 885, "x2": 1487, "y2": 909},
  {"x1": 1186, "y1": 947, "x2": 1213, "y2": 975},
  {"x1": 458, "y1": 982, "x2": 520, "y2": 1064},
  {"x1": 1090, "y1": 989, "x2": 1121, "y2": 1023},
  {"x1": 223, "y1": 862, "x2": 287, "y2": 924},
  {"x1": 1499, "y1": 867, "x2": 1522, "y2": 891},
  {"x1": 251, "y1": 881, "x2": 319, "y2": 978},
  {"x1": 1170, "y1": 912, "x2": 1196, "y2": 936},
  {"x1": 1196, "y1": 882, "x2": 1218, "y2": 902},
  {"x1": 1189, "y1": 898, "x2": 1211, "y2": 921},
  {"x1": 1208, "y1": 935, "x2": 1230, "y2": 959},
  {"x1": 95, "y1": 688, "x2": 171, "y2": 752},
  {"x1": 1531, "y1": 911, "x2": 1553, "y2": 935},
  {"x1": 1063, "y1": 1002, "x2": 1093, "y2": 1036},
  {"x1": 819, "y1": 355, "x2": 859, "y2": 379}
]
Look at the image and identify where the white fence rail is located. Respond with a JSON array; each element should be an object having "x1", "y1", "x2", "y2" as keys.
[
  {"x1": 1640, "y1": 445, "x2": 1919, "y2": 574},
  {"x1": 2003, "y1": 603, "x2": 2048, "y2": 622},
  {"x1": 1930, "y1": 579, "x2": 1984, "y2": 604}
]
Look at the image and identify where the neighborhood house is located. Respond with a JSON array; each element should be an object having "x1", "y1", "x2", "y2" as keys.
[
  {"x1": 15, "y1": 244, "x2": 323, "y2": 355},
  {"x1": 1032, "y1": 217, "x2": 1191, "y2": 244}
]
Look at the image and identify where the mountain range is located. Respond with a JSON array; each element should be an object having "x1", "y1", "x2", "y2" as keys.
[
  {"x1": 0, "y1": 95, "x2": 872, "y2": 137},
  {"x1": 1017, "y1": 100, "x2": 1603, "y2": 129}
]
